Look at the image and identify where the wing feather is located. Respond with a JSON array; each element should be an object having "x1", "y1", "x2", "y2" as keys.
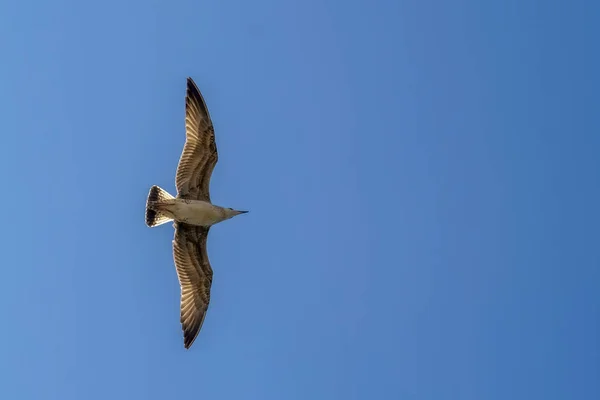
[
  {"x1": 175, "y1": 77, "x2": 218, "y2": 201},
  {"x1": 172, "y1": 222, "x2": 213, "y2": 349}
]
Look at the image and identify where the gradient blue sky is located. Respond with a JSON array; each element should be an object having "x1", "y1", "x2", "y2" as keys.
[{"x1": 1, "y1": 0, "x2": 598, "y2": 399}]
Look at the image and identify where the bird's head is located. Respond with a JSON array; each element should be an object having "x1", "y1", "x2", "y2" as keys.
[{"x1": 223, "y1": 207, "x2": 249, "y2": 219}]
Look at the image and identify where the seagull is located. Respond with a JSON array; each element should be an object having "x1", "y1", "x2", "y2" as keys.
[{"x1": 145, "y1": 77, "x2": 247, "y2": 349}]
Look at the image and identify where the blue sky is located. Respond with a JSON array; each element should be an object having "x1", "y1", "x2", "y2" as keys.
[{"x1": 0, "y1": 0, "x2": 598, "y2": 399}]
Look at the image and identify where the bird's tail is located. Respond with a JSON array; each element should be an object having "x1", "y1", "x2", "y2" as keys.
[{"x1": 145, "y1": 185, "x2": 175, "y2": 227}]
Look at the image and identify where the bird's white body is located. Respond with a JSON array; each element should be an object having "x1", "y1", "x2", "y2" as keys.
[{"x1": 154, "y1": 198, "x2": 229, "y2": 226}]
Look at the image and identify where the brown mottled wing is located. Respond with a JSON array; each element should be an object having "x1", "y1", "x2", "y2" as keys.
[
  {"x1": 175, "y1": 77, "x2": 218, "y2": 201},
  {"x1": 172, "y1": 222, "x2": 213, "y2": 349}
]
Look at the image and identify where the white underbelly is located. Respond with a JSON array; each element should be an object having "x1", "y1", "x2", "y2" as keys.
[{"x1": 169, "y1": 200, "x2": 222, "y2": 226}]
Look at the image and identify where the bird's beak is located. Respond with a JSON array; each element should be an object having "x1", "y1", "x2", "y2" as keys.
[{"x1": 236, "y1": 210, "x2": 249, "y2": 214}]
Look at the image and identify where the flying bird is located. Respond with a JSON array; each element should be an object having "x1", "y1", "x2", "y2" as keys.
[{"x1": 145, "y1": 77, "x2": 248, "y2": 349}]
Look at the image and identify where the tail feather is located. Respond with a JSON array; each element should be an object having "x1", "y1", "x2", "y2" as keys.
[{"x1": 146, "y1": 185, "x2": 174, "y2": 227}]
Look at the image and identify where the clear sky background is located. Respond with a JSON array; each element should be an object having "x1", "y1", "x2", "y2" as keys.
[{"x1": 0, "y1": 0, "x2": 598, "y2": 399}]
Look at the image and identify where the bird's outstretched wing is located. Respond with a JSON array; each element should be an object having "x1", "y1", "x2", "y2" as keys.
[
  {"x1": 172, "y1": 222, "x2": 213, "y2": 349},
  {"x1": 175, "y1": 77, "x2": 218, "y2": 201}
]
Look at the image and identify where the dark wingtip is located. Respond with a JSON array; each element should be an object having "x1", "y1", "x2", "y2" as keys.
[
  {"x1": 186, "y1": 77, "x2": 200, "y2": 96},
  {"x1": 183, "y1": 331, "x2": 197, "y2": 350},
  {"x1": 185, "y1": 76, "x2": 210, "y2": 119}
]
